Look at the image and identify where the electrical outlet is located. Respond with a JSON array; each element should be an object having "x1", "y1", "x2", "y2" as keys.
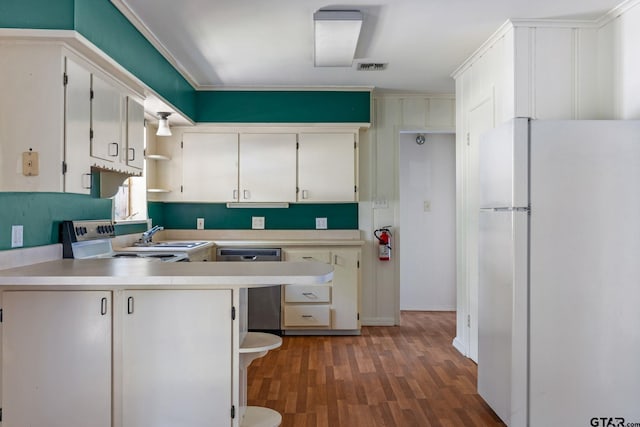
[
  {"x1": 315, "y1": 217, "x2": 328, "y2": 229},
  {"x1": 196, "y1": 218, "x2": 205, "y2": 230},
  {"x1": 11, "y1": 225, "x2": 23, "y2": 248},
  {"x1": 252, "y1": 216, "x2": 265, "y2": 230}
]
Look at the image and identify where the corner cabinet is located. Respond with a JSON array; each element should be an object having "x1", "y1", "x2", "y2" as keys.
[{"x1": 283, "y1": 247, "x2": 361, "y2": 333}]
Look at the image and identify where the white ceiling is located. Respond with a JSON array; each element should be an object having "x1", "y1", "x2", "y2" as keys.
[{"x1": 116, "y1": 0, "x2": 621, "y2": 95}]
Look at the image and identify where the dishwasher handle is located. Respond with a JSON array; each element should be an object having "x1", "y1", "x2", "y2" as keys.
[{"x1": 242, "y1": 255, "x2": 258, "y2": 261}]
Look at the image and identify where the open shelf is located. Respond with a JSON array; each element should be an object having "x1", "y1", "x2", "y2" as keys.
[
  {"x1": 241, "y1": 406, "x2": 282, "y2": 427},
  {"x1": 144, "y1": 154, "x2": 171, "y2": 161},
  {"x1": 240, "y1": 332, "x2": 282, "y2": 354}
]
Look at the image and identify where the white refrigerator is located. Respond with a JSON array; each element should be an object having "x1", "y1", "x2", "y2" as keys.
[{"x1": 477, "y1": 118, "x2": 640, "y2": 427}]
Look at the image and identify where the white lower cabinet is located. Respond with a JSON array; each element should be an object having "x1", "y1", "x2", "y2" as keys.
[
  {"x1": 1, "y1": 291, "x2": 112, "y2": 427},
  {"x1": 122, "y1": 290, "x2": 232, "y2": 427},
  {"x1": 283, "y1": 247, "x2": 361, "y2": 332}
]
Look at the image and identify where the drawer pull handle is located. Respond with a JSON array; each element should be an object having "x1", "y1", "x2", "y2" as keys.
[
  {"x1": 302, "y1": 256, "x2": 315, "y2": 261},
  {"x1": 127, "y1": 296, "x2": 134, "y2": 314},
  {"x1": 301, "y1": 315, "x2": 313, "y2": 318},
  {"x1": 100, "y1": 297, "x2": 108, "y2": 315}
]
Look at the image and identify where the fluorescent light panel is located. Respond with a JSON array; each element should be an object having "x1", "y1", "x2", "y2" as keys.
[{"x1": 314, "y1": 10, "x2": 363, "y2": 67}]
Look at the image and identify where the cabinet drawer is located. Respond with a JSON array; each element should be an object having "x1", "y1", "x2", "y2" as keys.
[
  {"x1": 284, "y1": 250, "x2": 331, "y2": 264},
  {"x1": 284, "y1": 305, "x2": 331, "y2": 327},
  {"x1": 285, "y1": 285, "x2": 331, "y2": 303}
]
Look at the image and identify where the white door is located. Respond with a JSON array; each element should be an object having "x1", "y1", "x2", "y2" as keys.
[
  {"x1": 122, "y1": 290, "x2": 233, "y2": 427},
  {"x1": 2, "y1": 291, "x2": 112, "y2": 427},
  {"x1": 64, "y1": 57, "x2": 92, "y2": 194},
  {"x1": 239, "y1": 133, "x2": 297, "y2": 202},
  {"x1": 91, "y1": 74, "x2": 122, "y2": 163},
  {"x1": 126, "y1": 97, "x2": 145, "y2": 170},
  {"x1": 182, "y1": 133, "x2": 238, "y2": 201},
  {"x1": 466, "y1": 98, "x2": 494, "y2": 362},
  {"x1": 298, "y1": 133, "x2": 356, "y2": 202}
]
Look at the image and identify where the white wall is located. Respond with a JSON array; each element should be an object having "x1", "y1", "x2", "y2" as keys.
[
  {"x1": 398, "y1": 133, "x2": 456, "y2": 311},
  {"x1": 598, "y1": 0, "x2": 640, "y2": 119},
  {"x1": 360, "y1": 94, "x2": 455, "y2": 325}
]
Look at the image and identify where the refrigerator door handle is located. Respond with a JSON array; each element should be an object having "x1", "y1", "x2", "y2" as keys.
[{"x1": 480, "y1": 207, "x2": 529, "y2": 212}]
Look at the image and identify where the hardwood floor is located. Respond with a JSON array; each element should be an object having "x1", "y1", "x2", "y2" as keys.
[{"x1": 247, "y1": 311, "x2": 505, "y2": 427}]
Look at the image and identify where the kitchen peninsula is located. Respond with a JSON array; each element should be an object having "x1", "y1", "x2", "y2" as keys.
[{"x1": 0, "y1": 258, "x2": 333, "y2": 427}]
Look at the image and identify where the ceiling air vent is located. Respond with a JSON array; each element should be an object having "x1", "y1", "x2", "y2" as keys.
[{"x1": 356, "y1": 62, "x2": 388, "y2": 71}]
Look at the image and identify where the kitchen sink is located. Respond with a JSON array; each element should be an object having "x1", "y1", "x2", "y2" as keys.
[{"x1": 134, "y1": 241, "x2": 208, "y2": 248}]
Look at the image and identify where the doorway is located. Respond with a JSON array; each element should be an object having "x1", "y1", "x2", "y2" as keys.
[{"x1": 398, "y1": 132, "x2": 456, "y2": 311}]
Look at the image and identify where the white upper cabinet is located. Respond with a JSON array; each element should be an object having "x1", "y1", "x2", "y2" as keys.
[
  {"x1": 64, "y1": 56, "x2": 92, "y2": 194},
  {"x1": 182, "y1": 133, "x2": 239, "y2": 202},
  {"x1": 151, "y1": 127, "x2": 362, "y2": 203},
  {"x1": 239, "y1": 133, "x2": 297, "y2": 202},
  {"x1": 90, "y1": 74, "x2": 123, "y2": 164},
  {"x1": 126, "y1": 97, "x2": 145, "y2": 170},
  {"x1": 0, "y1": 44, "x2": 65, "y2": 192},
  {"x1": 297, "y1": 133, "x2": 357, "y2": 202}
]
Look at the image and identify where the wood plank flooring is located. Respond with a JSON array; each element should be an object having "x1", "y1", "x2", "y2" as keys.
[{"x1": 247, "y1": 311, "x2": 505, "y2": 427}]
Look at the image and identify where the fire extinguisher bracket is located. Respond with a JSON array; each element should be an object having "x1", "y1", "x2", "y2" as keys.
[{"x1": 374, "y1": 227, "x2": 392, "y2": 261}]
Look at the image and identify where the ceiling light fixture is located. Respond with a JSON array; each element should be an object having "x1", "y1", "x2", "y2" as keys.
[
  {"x1": 313, "y1": 10, "x2": 363, "y2": 67},
  {"x1": 156, "y1": 112, "x2": 172, "y2": 136}
]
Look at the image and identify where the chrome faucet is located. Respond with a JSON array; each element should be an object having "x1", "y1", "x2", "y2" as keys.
[{"x1": 139, "y1": 225, "x2": 164, "y2": 244}]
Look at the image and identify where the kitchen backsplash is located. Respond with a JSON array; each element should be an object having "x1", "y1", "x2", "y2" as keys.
[{"x1": 148, "y1": 202, "x2": 358, "y2": 230}]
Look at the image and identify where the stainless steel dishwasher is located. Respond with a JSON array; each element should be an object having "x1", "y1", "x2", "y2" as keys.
[{"x1": 216, "y1": 247, "x2": 282, "y2": 335}]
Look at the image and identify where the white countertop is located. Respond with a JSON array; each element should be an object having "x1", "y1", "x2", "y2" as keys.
[{"x1": 0, "y1": 258, "x2": 333, "y2": 289}]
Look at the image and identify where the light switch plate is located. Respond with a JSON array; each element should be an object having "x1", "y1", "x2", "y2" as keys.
[
  {"x1": 423, "y1": 200, "x2": 431, "y2": 212},
  {"x1": 11, "y1": 225, "x2": 23, "y2": 248},
  {"x1": 315, "y1": 217, "x2": 328, "y2": 229},
  {"x1": 252, "y1": 216, "x2": 265, "y2": 229},
  {"x1": 196, "y1": 218, "x2": 205, "y2": 230}
]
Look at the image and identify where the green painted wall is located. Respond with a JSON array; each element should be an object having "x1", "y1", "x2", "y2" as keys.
[
  {"x1": 149, "y1": 202, "x2": 358, "y2": 230},
  {"x1": 196, "y1": 91, "x2": 371, "y2": 123},
  {"x1": 0, "y1": 193, "x2": 111, "y2": 250},
  {"x1": 0, "y1": 0, "x2": 74, "y2": 29},
  {"x1": 74, "y1": 0, "x2": 196, "y2": 118}
]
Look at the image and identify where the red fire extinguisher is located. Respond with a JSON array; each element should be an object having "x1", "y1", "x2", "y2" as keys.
[{"x1": 374, "y1": 227, "x2": 392, "y2": 261}]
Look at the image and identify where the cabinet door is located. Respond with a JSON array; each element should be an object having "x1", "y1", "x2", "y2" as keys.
[
  {"x1": 239, "y1": 133, "x2": 297, "y2": 202},
  {"x1": 64, "y1": 56, "x2": 92, "y2": 194},
  {"x1": 91, "y1": 74, "x2": 122, "y2": 163},
  {"x1": 126, "y1": 97, "x2": 145, "y2": 170},
  {"x1": 123, "y1": 290, "x2": 232, "y2": 427},
  {"x1": 1, "y1": 291, "x2": 112, "y2": 427},
  {"x1": 182, "y1": 133, "x2": 238, "y2": 202},
  {"x1": 0, "y1": 44, "x2": 64, "y2": 192},
  {"x1": 298, "y1": 133, "x2": 357, "y2": 202},
  {"x1": 331, "y1": 248, "x2": 361, "y2": 330}
]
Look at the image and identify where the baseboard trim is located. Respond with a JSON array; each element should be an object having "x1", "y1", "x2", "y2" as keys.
[
  {"x1": 452, "y1": 336, "x2": 468, "y2": 357},
  {"x1": 361, "y1": 317, "x2": 395, "y2": 326}
]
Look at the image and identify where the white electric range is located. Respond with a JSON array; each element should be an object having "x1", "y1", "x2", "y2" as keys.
[{"x1": 60, "y1": 220, "x2": 189, "y2": 262}]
